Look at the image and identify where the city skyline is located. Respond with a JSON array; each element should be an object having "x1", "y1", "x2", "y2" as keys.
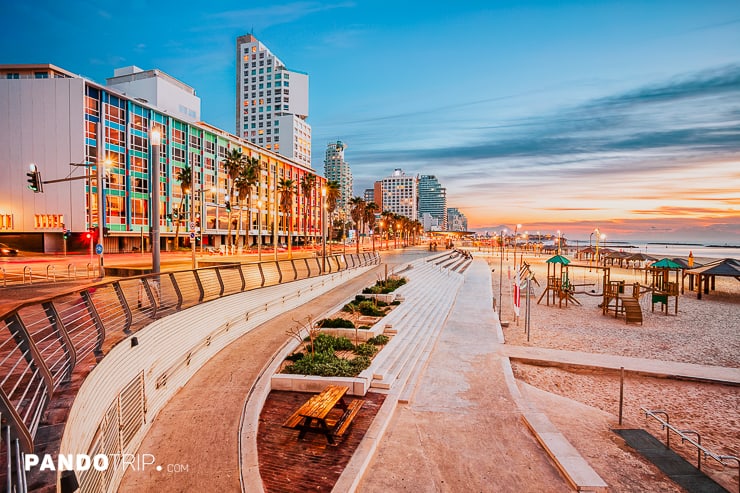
[{"x1": 1, "y1": 1, "x2": 738, "y2": 242}]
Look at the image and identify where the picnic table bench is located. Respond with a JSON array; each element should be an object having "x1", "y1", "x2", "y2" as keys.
[{"x1": 283, "y1": 385, "x2": 364, "y2": 444}]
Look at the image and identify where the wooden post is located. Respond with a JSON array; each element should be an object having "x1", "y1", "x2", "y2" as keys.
[{"x1": 619, "y1": 366, "x2": 624, "y2": 426}]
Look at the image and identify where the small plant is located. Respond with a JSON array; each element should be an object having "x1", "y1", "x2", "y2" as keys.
[
  {"x1": 354, "y1": 343, "x2": 377, "y2": 357},
  {"x1": 317, "y1": 317, "x2": 355, "y2": 328},
  {"x1": 390, "y1": 300, "x2": 401, "y2": 306},
  {"x1": 367, "y1": 334, "x2": 390, "y2": 346},
  {"x1": 354, "y1": 295, "x2": 368, "y2": 303},
  {"x1": 286, "y1": 351, "x2": 304, "y2": 362},
  {"x1": 358, "y1": 300, "x2": 384, "y2": 317},
  {"x1": 357, "y1": 325, "x2": 371, "y2": 331},
  {"x1": 342, "y1": 302, "x2": 357, "y2": 313}
]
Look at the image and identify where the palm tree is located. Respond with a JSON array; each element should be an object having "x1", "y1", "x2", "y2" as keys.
[
  {"x1": 364, "y1": 202, "x2": 379, "y2": 252},
  {"x1": 222, "y1": 148, "x2": 245, "y2": 252},
  {"x1": 325, "y1": 180, "x2": 341, "y2": 243},
  {"x1": 278, "y1": 178, "x2": 296, "y2": 258},
  {"x1": 174, "y1": 165, "x2": 192, "y2": 249},
  {"x1": 299, "y1": 173, "x2": 316, "y2": 246},
  {"x1": 349, "y1": 197, "x2": 366, "y2": 254},
  {"x1": 235, "y1": 157, "x2": 259, "y2": 250}
]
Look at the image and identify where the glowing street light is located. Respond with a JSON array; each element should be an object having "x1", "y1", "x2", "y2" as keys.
[
  {"x1": 151, "y1": 127, "x2": 161, "y2": 274},
  {"x1": 257, "y1": 199, "x2": 263, "y2": 262}
]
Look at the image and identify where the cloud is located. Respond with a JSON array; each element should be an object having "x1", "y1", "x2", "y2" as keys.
[{"x1": 204, "y1": 2, "x2": 355, "y2": 30}]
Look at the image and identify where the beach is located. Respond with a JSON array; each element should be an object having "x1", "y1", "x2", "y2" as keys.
[{"x1": 485, "y1": 252, "x2": 740, "y2": 492}]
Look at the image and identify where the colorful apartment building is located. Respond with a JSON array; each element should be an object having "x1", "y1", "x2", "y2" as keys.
[{"x1": 0, "y1": 64, "x2": 324, "y2": 253}]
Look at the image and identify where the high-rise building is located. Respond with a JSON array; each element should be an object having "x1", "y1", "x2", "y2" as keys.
[
  {"x1": 236, "y1": 35, "x2": 311, "y2": 167},
  {"x1": 363, "y1": 188, "x2": 374, "y2": 204},
  {"x1": 417, "y1": 175, "x2": 447, "y2": 230},
  {"x1": 324, "y1": 141, "x2": 353, "y2": 215},
  {"x1": 0, "y1": 63, "x2": 324, "y2": 253},
  {"x1": 380, "y1": 169, "x2": 418, "y2": 220},
  {"x1": 447, "y1": 207, "x2": 468, "y2": 232}
]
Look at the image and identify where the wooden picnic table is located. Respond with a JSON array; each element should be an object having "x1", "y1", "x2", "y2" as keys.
[{"x1": 283, "y1": 385, "x2": 364, "y2": 444}]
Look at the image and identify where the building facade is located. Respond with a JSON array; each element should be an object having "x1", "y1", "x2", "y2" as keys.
[
  {"x1": 417, "y1": 174, "x2": 447, "y2": 230},
  {"x1": 0, "y1": 63, "x2": 324, "y2": 253},
  {"x1": 363, "y1": 188, "x2": 374, "y2": 204},
  {"x1": 236, "y1": 34, "x2": 311, "y2": 168},
  {"x1": 447, "y1": 207, "x2": 468, "y2": 232},
  {"x1": 380, "y1": 169, "x2": 418, "y2": 220},
  {"x1": 323, "y1": 141, "x2": 353, "y2": 215}
]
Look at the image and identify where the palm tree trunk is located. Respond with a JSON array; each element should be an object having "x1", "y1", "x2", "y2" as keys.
[{"x1": 174, "y1": 197, "x2": 185, "y2": 249}]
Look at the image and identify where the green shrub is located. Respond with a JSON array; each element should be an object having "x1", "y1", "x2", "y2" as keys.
[
  {"x1": 317, "y1": 317, "x2": 355, "y2": 328},
  {"x1": 354, "y1": 343, "x2": 377, "y2": 357},
  {"x1": 376, "y1": 300, "x2": 388, "y2": 307},
  {"x1": 341, "y1": 302, "x2": 357, "y2": 313},
  {"x1": 358, "y1": 300, "x2": 384, "y2": 316},
  {"x1": 282, "y1": 351, "x2": 370, "y2": 377},
  {"x1": 333, "y1": 336, "x2": 355, "y2": 351},
  {"x1": 367, "y1": 334, "x2": 390, "y2": 346},
  {"x1": 363, "y1": 276, "x2": 408, "y2": 294},
  {"x1": 354, "y1": 295, "x2": 368, "y2": 303},
  {"x1": 286, "y1": 352, "x2": 304, "y2": 362},
  {"x1": 312, "y1": 333, "x2": 338, "y2": 354},
  {"x1": 357, "y1": 325, "x2": 371, "y2": 331},
  {"x1": 390, "y1": 300, "x2": 401, "y2": 306}
]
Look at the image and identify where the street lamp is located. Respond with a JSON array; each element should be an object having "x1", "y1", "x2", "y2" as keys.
[
  {"x1": 379, "y1": 220, "x2": 384, "y2": 251},
  {"x1": 151, "y1": 127, "x2": 161, "y2": 274},
  {"x1": 257, "y1": 199, "x2": 263, "y2": 262},
  {"x1": 321, "y1": 186, "x2": 327, "y2": 272},
  {"x1": 595, "y1": 229, "x2": 605, "y2": 266},
  {"x1": 513, "y1": 223, "x2": 521, "y2": 270},
  {"x1": 556, "y1": 229, "x2": 561, "y2": 256},
  {"x1": 499, "y1": 229, "x2": 504, "y2": 321}
]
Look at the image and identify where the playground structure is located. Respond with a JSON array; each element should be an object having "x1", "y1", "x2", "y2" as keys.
[{"x1": 647, "y1": 259, "x2": 682, "y2": 314}]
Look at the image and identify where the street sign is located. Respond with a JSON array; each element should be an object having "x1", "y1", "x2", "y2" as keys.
[
  {"x1": 95, "y1": 244, "x2": 103, "y2": 255},
  {"x1": 189, "y1": 232, "x2": 195, "y2": 239}
]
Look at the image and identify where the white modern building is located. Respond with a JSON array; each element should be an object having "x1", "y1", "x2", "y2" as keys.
[
  {"x1": 323, "y1": 141, "x2": 353, "y2": 215},
  {"x1": 106, "y1": 65, "x2": 200, "y2": 123},
  {"x1": 380, "y1": 169, "x2": 418, "y2": 220},
  {"x1": 236, "y1": 34, "x2": 311, "y2": 167}
]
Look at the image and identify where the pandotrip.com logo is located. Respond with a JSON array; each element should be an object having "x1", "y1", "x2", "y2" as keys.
[{"x1": 24, "y1": 453, "x2": 190, "y2": 474}]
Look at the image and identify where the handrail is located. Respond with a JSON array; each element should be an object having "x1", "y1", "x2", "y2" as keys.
[
  {"x1": 22, "y1": 266, "x2": 32, "y2": 284},
  {"x1": 0, "y1": 251, "x2": 380, "y2": 488},
  {"x1": 641, "y1": 407, "x2": 739, "y2": 492},
  {"x1": 46, "y1": 264, "x2": 56, "y2": 282},
  {"x1": 67, "y1": 263, "x2": 76, "y2": 279}
]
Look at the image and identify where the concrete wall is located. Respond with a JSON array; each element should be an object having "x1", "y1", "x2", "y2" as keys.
[{"x1": 0, "y1": 78, "x2": 87, "y2": 233}]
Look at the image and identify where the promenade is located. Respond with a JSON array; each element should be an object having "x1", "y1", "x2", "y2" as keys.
[{"x1": 113, "y1": 250, "x2": 735, "y2": 492}]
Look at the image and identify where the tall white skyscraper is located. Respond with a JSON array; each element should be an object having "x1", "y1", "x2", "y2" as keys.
[
  {"x1": 236, "y1": 34, "x2": 311, "y2": 167},
  {"x1": 324, "y1": 141, "x2": 353, "y2": 214}
]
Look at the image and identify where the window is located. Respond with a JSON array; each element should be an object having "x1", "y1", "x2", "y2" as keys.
[{"x1": 34, "y1": 72, "x2": 49, "y2": 79}]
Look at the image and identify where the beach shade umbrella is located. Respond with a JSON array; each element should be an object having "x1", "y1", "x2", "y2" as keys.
[
  {"x1": 685, "y1": 258, "x2": 740, "y2": 299},
  {"x1": 628, "y1": 252, "x2": 657, "y2": 262},
  {"x1": 651, "y1": 258, "x2": 683, "y2": 269},
  {"x1": 546, "y1": 254, "x2": 571, "y2": 265},
  {"x1": 670, "y1": 257, "x2": 692, "y2": 269}
]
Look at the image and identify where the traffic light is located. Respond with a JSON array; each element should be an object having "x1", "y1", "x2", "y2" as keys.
[
  {"x1": 85, "y1": 231, "x2": 92, "y2": 240},
  {"x1": 26, "y1": 164, "x2": 43, "y2": 193},
  {"x1": 63, "y1": 230, "x2": 71, "y2": 240},
  {"x1": 225, "y1": 200, "x2": 231, "y2": 211}
]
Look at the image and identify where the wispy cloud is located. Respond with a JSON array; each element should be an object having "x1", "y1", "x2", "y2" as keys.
[{"x1": 204, "y1": 2, "x2": 355, "y2": 30}]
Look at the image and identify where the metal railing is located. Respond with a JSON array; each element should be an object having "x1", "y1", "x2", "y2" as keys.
[
  {"x1": 0, "y1": 252, "x2": 379, "y2": 490},
  {"x1": 642, "y1": 407, "x2": 739, "y2": 492}
]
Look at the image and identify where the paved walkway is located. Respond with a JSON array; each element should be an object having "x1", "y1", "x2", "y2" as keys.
[
  {"x1": 501, "y1": 345, "x2": 740, "y2": 385},
  {"x1": 116, "y1": 249, "x2": 427, "y2": 492},
  {"x1": 115, "y1": 253, "x2": 735, "y2": 493},
  {"x1": 353, "y1": 258, "x2": 575, "y2": 492}
]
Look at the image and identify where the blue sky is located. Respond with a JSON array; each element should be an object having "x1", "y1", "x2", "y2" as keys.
[{"x1": 1, "y1": 0, "x2": 739, "y2": 241}]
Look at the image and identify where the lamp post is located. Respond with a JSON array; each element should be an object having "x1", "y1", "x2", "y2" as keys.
[
  {"x1": 513, "y1": 223, "x2": 521, "y2": 271},
  {"x1": 499, "y1": 229, "x2": 504, "y2": 321},
  {"x1": 595, "y1": 229, "x2": 605, "y2": 266},
  {"x1": 379, "y1": 220, "x2": 384, "y2": 251},
  {"x1": 557, "y1": 229, "x2": 561, "y2": 256},
  {"x1": 257, "y1": 199, "x2": 263, "y2": 262},
  {"x1": 151, "y1": 128, "x2": 161, "y2": 274},
  {"x1": 321, "y1": 186, "x2": 327, "y2": 272}
]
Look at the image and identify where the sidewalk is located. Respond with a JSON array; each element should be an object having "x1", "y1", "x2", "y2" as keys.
[{"x1": 355, "y1": 259, "x2": 574, "y2": 492}]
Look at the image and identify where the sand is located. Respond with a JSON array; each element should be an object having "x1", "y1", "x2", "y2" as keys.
[{"x1": 485, "y1": 252, "x2": 740, "y2": 492}]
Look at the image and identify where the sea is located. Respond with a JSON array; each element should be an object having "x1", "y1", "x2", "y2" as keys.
[{"x1": 568, "y1": 240, "x2": 739, "y2": 261}]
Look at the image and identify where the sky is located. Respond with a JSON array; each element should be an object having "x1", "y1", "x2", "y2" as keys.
[{"x1": 1, "y1": 0, "x2": 739, "y2": 243}]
